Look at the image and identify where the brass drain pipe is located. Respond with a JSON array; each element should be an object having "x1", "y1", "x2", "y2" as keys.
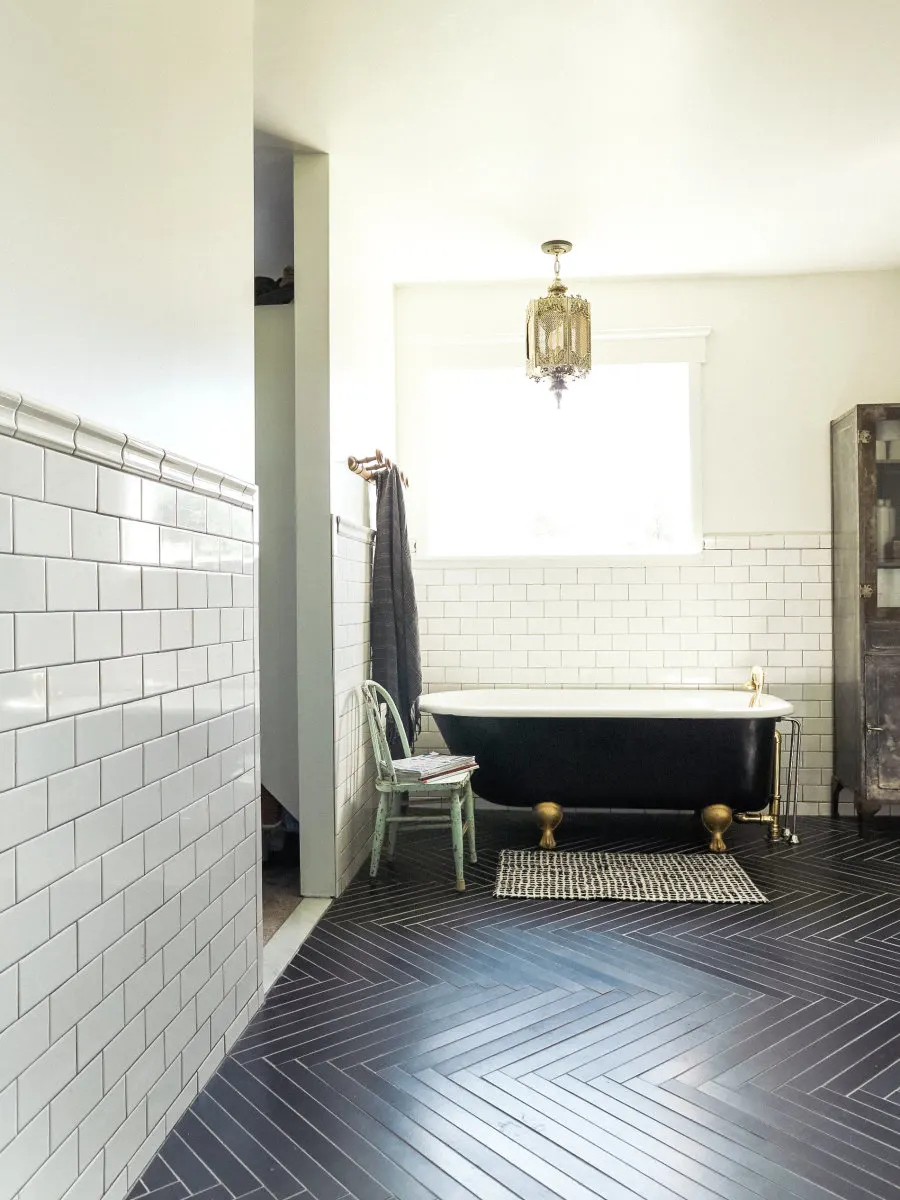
[{"x1": 735, "y1": 728, "x2": 783, "y2": 841}]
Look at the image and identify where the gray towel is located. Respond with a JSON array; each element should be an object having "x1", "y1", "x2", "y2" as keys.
[{"x1": 371, "y1": 465, "x2": 422, "y2": 753}]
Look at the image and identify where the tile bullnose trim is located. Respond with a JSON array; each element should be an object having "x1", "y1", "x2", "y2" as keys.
[
  {"x1": 192, "y1": 465, "x2": 223, "y2": 499},
  {"x1": 124, "y1": 436, "x2": 165, "y2": 479},
  {"x1": 15, "y1": 395, "x2": 78, "y2": 453},
  {"x1": 0, "y1": 388, "x2": 21, "y2": 435},
  {"x1": 1, "y1": 382, "x2": 257, "y2": 509},
  {"x1": 334, "y1": 516, "x2": 375, "y2": 544},
  {"x1": 160, "y1": 451, "x2": 196, "y2": 489},
  {"x1": 219, "y1": 475, "x2": 245, "y2": 505},
  {"x1": 74, "y1": 418, "x2": 126, "y2": 467}
]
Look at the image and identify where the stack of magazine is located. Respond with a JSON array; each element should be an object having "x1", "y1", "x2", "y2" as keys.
[{"x1": 392, "y1": 753, "x2": 477, "y2": 782}]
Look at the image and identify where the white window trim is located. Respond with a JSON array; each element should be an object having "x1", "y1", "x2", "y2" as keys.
[{"x1": 399, "y1": 327, "x2": 711, "y2": 563}]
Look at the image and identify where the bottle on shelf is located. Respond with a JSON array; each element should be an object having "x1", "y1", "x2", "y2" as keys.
[{"x1": 877, "y1": 497, "x2": 897, "y2": 560}]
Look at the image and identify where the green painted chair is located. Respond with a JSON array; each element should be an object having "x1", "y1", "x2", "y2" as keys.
[{"x1": 361, "y1": 680, "x2": 477, "y2": 891}]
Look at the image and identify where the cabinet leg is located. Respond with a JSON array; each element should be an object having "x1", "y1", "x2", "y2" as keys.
[
  {"x1": 855, "y1": 793, "x2": 882, "y2": 836},
  {"x1": 831, "y1": 775, "x2": 842, "y2": 819}
]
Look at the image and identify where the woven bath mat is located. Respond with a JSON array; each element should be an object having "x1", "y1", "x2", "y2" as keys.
[{"x1": 494, "y1": 849, "x2": 767, "y2": 904}]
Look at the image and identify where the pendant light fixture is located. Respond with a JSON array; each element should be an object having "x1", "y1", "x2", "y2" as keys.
[{"x1": 525, "y1": 240, "x2": 591, "y2": 407}]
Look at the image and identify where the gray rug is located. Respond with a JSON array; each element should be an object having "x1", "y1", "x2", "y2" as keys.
[{"x1": 494, "y1": 849, "x2": 768, "y2": 904}]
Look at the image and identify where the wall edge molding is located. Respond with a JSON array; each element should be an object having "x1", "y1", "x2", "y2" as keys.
[{"x1": 0, "y1": 383, "x2": 258, "y2": 508}]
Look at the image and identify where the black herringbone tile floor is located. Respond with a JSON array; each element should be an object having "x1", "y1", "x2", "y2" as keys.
[{"x1": 133, "y1": 811, "x2": 900, "y2": 1200}]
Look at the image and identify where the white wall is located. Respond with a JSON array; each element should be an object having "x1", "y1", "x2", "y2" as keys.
[
  {"x1": 329, "y1": 165, "x2": 398, "y2": 526},
  {"x1": 397, "y1": 271, "x2": 900, "y2": 536},
  {"x1": 0, "y1": 0, "x2": 255, "y2": 481}
]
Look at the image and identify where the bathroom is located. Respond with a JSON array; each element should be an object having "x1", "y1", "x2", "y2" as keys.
[{"x1": 4, "y1": 4, "x2": 900, "y2": 1199}]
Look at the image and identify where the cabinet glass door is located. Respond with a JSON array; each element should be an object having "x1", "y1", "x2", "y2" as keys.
[
  {"x1": 865, "y1": 656, "x2": 900, "y2": 796},
  {"x1": 865, "y1": 406, "x2": 900, "y2": 614}
]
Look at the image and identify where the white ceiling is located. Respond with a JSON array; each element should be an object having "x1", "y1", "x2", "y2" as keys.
[{"x1": 254, "y1": 0, "x2": 900, "y2": 283}]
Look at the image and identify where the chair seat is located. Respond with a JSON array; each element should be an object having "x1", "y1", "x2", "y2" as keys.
[{"x1": 376, "y1": 768, "x2": 474, "y2": 796}]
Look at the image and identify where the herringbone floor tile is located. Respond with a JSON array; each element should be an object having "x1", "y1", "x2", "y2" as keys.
[{"x1": 133, "y1": 811, "x2": 900, "y2": 1200}]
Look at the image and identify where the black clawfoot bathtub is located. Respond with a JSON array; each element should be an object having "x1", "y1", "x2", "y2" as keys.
[{"x1": 419, "y1": 688, "x2": 793, "y2": 852}]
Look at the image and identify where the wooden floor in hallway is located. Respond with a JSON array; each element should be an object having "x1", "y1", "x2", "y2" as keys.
[{"x1": 131, "y1": 809, "x2": 900, "y2": 1200}]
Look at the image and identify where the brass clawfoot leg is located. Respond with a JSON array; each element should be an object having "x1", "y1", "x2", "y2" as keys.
[
  {"x1": 534, "y1": 802, "x2": 563, "y2": 850},
  {"x1": 701, "y1": 804, "x2": 733, "y2": 853}
]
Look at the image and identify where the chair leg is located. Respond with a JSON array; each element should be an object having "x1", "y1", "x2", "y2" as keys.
[
  {"x1": 387, "y1": 793, "x2": 402, "y2": 860},
  {"x1": 465, "y1": 781, "x2": 477, "y2": 864},
  {"x1": 370, "y1": 795, "x2": 389, "y2": 880},
  {"x1": 450, "y1": 791, "x2": 466, "y2": 892}
]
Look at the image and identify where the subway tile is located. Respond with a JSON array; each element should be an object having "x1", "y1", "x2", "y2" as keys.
[
  {"x1": 207, "y1": 573, "x2": 233, "y2": 608},
  {"x1": 48, "y1": 1057, "x2": 102, "y2": 1151},
  {"x1": 162, "y1": 688, "x2": 194, "y2": 734},
  {"x1": 75, "y1": 798, "x2": 123, "y2": 867},
  {"x1": 0, "y1": 554, "x2": 46, "y2": 612},
  {"x1": 74, "y1": 610, "x2": 122, "y2": 661},
  {"x1": 122, "y1": 696, "x2": 162, "y2": 748},
  {"x1": 77, "y1": 892, "x2": 125, "y2": 972},
  {"x1": 207, "y1": 643, "x2": 232, "y2": 681},
  {"x1": 17, "y1": 822, "x2": 75, "y2": 901},
  {"x1": 193, "y1": 532, "x2": 221, "y2": 571},
  {"x1": 71, "y1": 509, "x2": 119, "y2": 562},
  {"x1": 15, "y1": 612, "x2": 74, "y2": 668},
  {"x1": 142, "y1": 480, "x2": 177, "y2": 526},
  {"x1": 101, "y1": 746, "x2": 143, "y2": 804},
  {"x1": 47, "y1": 661, "x2": 100, "y2": 719},
  {"x1": 193, "y1": 608, "x2": 220, "y2": 646},
  {"x1": 18, "y1": 1030, "x2": 77, "y2": 1130},
  {"x1": 0, "y1": 436, "x2": 45, "y2": 502},
  {"x1": 75, "y1": 704, "x2": 123, "y2": 765},
  {"x1": 19, "y1": 926, "x2": 77, "y2": 1013},
  {"x1": 0, "y1": 497, "x2": 9, "y2": 553},
  {"x1": 49, "y1": 859, "x2": 102, "y2": 937},
  {"x1": 101, "y1": 655, "x2": 143, "y2": 707},
  {"x1": 102, "y1": 836, "x2": 145, "y2": 900},
  {"x1": 13, "y1": 498, "x2": 72, "y2": 557},
  {"x1": 47, "y1": 559, "x2": 97, "y2": 610},
  {"x1": 142, "y1": 566, "x2": 179, "y2": 610},
  {"x1": 16, "y1": 717, "x2": 75, "y2": 785},
  {"x1": 178, "y1": 569, "x2": 207, "y2": 609},
  {"x1": 160, "y1": 608, "x2": 192, "y2": 651},
  {"x1": 122, "y1": 609, "x2": 161, "y2": 656},
  {"x1": 0, "y1": 1000, "x2": 50, "y2": 1095},
  {"x1": 99, "y1": 562, "x2": 141, "y2": 610},
  {"x1": 144, "y1": 733, "x2": 179, "y2": 785},
  {"x1": 176, "y1": 489, "x2": 206, "y2": 533},
  {"x1": 0, "y1": 778, "x2": 48, "y2": 852},
  {"x1": 45, "y1": 453, "x2": 97, "y2": 512},
  {"x1": 121, "y1": 519, "x2": 160, "y2": 566},
  {"x1": 143, "y1": 650, "x2": 178, "y2": 696},
  {"x1": 160, "y1": 525, "x2": 193, "y2": 569},
  {"x1": 97, "y1": 467, "x2": 141, "y2": 519},
  {"x1": 0, "y1": 889, "x2": 49, "y2": 973}
]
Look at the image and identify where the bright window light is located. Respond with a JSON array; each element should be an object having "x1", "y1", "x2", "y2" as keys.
[{"x1": 420, "y1": 362, "x2": 699, "y2": 557}]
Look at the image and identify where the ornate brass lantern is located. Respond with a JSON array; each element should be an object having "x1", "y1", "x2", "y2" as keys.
[{"x1": 525, "y1": 239, "x2": 591, "y2": 407}]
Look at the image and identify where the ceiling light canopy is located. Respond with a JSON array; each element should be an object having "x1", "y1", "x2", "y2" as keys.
[{"x1": 525, "y1": 240, "x2": 591, "y2": 407}]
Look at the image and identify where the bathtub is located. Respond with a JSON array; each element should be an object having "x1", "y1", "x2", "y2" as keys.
[{"x1": 418, "y1": 688, "x2": 794, "y2": 852}]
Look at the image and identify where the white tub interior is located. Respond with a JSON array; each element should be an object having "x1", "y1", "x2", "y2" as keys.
[{"x1": 419, "y1": 688, "x2": 794, "y2": 720}]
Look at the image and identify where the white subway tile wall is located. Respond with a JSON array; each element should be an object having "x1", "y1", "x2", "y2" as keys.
[
  {"x1": 332, "y1": 521, "x2": 377, "y2": 894},
  {"x1": 0, "y1": 426, "x2": 261, "y2": 1199},
  {"x1": 414, "y1": 535, "x2": 844, "y2": 817}
]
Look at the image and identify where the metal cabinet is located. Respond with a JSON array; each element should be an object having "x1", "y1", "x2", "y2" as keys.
[{"x1": 832, "y1": 405, "x2": 900, "y2": 819}]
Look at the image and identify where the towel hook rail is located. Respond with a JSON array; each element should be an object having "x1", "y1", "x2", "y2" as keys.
[{"x1": 347, "y1": 449, "x2": 409, "y2": 487}]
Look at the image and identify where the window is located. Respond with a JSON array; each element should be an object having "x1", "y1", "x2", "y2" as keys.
[{"x1": 416, "y1": 360, "x2": 701, "y2": 557}]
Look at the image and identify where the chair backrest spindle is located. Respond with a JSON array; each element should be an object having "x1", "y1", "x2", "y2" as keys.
[{"x1": 361, "y1": 679, "x2": 413, "y2": 784}]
